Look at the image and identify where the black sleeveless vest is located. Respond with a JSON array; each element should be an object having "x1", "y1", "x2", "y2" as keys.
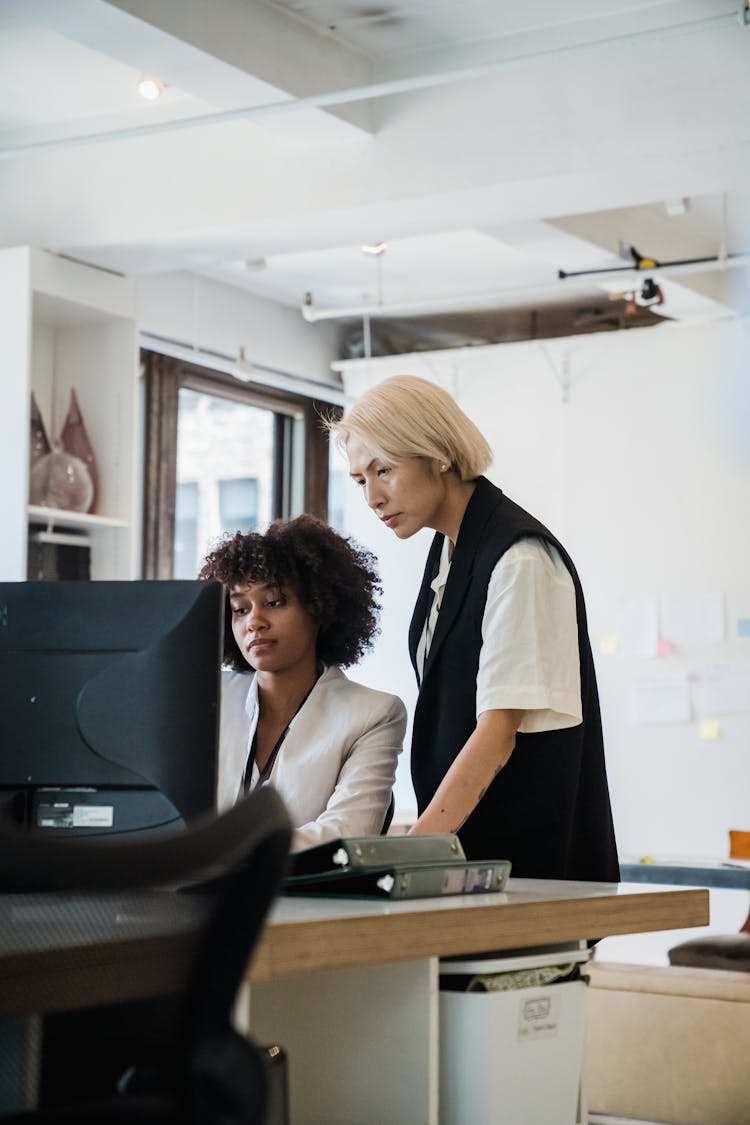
[{"x1": 408, "y1": 476, "x2": 619, "y2": 882}]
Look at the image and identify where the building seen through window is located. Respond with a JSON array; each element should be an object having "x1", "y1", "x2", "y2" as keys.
[{"x1": 174, "y1": 388, "x2": 273, "y2": 578}]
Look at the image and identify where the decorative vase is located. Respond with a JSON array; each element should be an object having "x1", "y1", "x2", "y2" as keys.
[
  {"x1": 29, "y1": 444, "x2": 94, "y2": 513},
  {"x1": 30, "y1": 390, "x2": 51, "y2": 469},
  {"x1": 60, "y1": 389, "x2": 99, "y2": 514}
]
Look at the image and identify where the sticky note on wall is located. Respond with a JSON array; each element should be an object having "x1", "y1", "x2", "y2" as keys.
[
  {"x1": 699, "y1": 719, "x2": 720, "y2": 740},
  {"x1": 738, "y1": 618, "x2": 750, "y2": 638},
  {"x1": 600, "y1": 635, "x2": 618, "y2": 655}
]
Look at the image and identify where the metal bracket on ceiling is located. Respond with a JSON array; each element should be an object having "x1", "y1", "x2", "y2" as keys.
[
  {"x1": 362, "y1": 314, "x2": 372, "y2": 360},
  {"x1": 539, "y1": 346, "x2": 571, "y2": 404},
  {"x1": 719, "y1": 192, "x2": 729, "y2": 267},
  {"x1": 738, "y1": 2, "x2": 750, "y2": 27}
]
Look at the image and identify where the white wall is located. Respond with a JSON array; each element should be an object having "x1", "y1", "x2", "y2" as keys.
[
  {"x1": 136, "y1": 270, "x2": 342, "y2": 385},
  {"x1": 0, "y1": 248, "x2": 33, "y2": 581},
  {"x1": 336, "y1": 319, "x2": 750, "y2": 865}
]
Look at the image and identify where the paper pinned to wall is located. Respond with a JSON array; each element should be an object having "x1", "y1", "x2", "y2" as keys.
[
  {"x1": 615, "y1": 593, "x2": 659, "y2": 657},
  {"x1": 699, "y1": 719, "x2": 721, "y2": 740},
  {"x1": 698, "y1": 663, "x2": 750, "y2": 716},
  {"x1": 660, "y1": 592, "x2": 724, "y2": 645},
  {"x1": 631, "y1": 672, "x2": 691, "y2": 725},
  {"x1": 738, "y1": 618, "x2": 750, "y2": 638}
]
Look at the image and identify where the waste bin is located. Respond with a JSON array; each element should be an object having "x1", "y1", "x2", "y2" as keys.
[{"x1": 439, "y1": 945, "x2": 590, "y2": 1125}]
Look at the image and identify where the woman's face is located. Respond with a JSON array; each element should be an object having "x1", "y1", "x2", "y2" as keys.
[
  {"x1": 229, "y1": 580, "x2": 319, "y2": 677},
  {"x1": 346, "y1": 436, "x2": 448, "y2": 540}
]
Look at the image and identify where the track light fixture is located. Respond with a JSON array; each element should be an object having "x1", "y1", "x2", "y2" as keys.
[
  {"x1": 636, "y1": 278, "x2": 665, "y2": 307},
  {"x1": 607, "y1": 278, "x2": 665, "y2": 313}
]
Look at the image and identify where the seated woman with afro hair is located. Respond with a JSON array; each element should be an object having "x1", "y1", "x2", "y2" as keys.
[{"x1": 200, "y1": 515, "x2": 405, "y2": 852}]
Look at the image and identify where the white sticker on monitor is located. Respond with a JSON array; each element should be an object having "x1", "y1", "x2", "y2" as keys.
[{"x1": 73, "y1": 805, "x2": 114, "y2": 828}]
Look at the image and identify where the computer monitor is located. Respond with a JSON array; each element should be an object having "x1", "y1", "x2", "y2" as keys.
[{"x1": 0, "y1": 580, "x2": 223, "y2": 837}]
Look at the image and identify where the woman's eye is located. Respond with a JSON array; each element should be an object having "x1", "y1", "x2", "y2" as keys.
[
  {"x1": 231, "y1": 606, "x2": 247, "y2": 617},
  {"x1": 267, "y1": 597, "x2": 285, "y2": 609},
  {"x1": 377, "y1": 467, "x2": 391, "y2": 477}
]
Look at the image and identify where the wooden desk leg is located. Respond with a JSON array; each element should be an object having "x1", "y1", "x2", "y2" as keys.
[{"x1": 242, "y1": 959, "x2": 439, "y2": 1125}]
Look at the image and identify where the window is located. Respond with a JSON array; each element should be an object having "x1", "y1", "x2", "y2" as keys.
[
  {"x1": 141, "y1": 351, "x2": 335, "y2": 578},
  {"x1": 174, "y1": 480, "x2": 199, "y2": 579},
  {"x1": 175, "y1": 386, "x2": 273, "y2": 574},
  {"x1": 219, "y1": 477, "x2": 260, "y2": 536}
]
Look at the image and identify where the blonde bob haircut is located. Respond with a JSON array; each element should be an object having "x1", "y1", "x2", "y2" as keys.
[{"x1": 331, "y1": 375, "x2": 493, "y2": 482}]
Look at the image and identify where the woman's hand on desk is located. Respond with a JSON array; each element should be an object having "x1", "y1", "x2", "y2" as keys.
[{"x1": 408, "y1": 708, "x2": 524, "y2": 836}]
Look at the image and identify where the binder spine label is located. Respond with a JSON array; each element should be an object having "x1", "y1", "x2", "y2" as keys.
[{"x1": 441, "y1": 865, "x2": 499, "y2": 894}]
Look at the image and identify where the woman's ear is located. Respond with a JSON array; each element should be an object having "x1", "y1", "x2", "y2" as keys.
[{"x1": 306, "y1": 593, "x2": 323, "y2": 619}]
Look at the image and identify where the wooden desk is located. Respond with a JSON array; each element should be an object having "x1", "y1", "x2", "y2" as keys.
[
  {"x1": 0, "y1": 878, "x2": 707, "y2": 1017},
  {"x1": 0, "y1": 880, "x2": 708, "y2": 1123}
]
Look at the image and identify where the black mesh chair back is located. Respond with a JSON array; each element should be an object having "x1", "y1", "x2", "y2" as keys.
[{"x1": 0, "y1": 786, "x2": 292, "y2": 1124}]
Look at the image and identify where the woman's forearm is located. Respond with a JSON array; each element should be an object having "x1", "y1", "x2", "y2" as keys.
[{"x1": 408, "y1": 708, "x2": 524, "y2": 836}]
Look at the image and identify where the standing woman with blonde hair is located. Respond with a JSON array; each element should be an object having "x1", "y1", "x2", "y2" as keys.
[{"x1": 332, "y1": 375, "x2": 618, "y2": 881}]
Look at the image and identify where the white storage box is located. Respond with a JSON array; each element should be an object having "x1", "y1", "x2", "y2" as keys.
[{"x1": 439, "y1": 946, "x2": 589, "y2": 1125}]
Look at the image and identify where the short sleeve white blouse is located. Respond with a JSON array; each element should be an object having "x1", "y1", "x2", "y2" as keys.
[{"x1": 417, "y1": 536, "x2": 582, "y2": 734}]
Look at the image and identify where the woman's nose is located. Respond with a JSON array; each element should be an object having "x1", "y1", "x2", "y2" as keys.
[
  {"x1": 246, "y1": 606, "x2": 266, "y2": 631},
  {"x1": 364, "y1": 479, "x2": 383, "y2": 509}
]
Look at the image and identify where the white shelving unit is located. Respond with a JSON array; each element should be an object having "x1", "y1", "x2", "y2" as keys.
[{"x1": 0, "y1": 246, "x2": 139, "y2": 581}]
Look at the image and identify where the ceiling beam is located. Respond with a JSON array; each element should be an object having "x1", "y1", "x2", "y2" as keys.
[
  {"x1": 3, "y1": 4, "x2": 744, "y2": 159},
  {"x1": 103, "y1": 0, "x2": 375, "y2": 132}
]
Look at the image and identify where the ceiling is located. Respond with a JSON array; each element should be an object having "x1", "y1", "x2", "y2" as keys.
[{"x1": 1, "y1": 0, "x2": 750, "y2": 349}]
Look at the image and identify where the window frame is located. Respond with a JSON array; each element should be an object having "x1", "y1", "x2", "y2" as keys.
[{"x1": 141, "y1": 350, "x2": 335, "y2": 579}]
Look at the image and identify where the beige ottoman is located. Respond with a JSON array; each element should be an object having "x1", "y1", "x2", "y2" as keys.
[{"x1": 584, "y1": 961, "x2": 750, "y2": 1125}]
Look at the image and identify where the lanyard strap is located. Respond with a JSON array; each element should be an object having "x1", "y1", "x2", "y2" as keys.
[
  {"x1": 243, "y1": 672, "x2": 321, "y2": 792},
  {"x1": 244, "y1": 723, "x2": 290, "y2": 792}
]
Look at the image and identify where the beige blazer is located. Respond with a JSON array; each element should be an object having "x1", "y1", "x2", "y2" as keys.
[{"x1": 217, "y1": 665, "x2": 405, "y2": 851}]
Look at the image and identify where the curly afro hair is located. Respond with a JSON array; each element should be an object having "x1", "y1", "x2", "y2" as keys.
[{"x1": 198, "y1": 514, "x2": 382, "y2": 672}]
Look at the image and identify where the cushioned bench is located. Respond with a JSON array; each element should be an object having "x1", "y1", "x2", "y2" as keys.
[{"x1": 584, "y1": 960, "x2": 750, "y2": 1125}]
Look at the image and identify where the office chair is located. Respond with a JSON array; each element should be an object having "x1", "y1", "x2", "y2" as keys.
[{"x1": 0, "y1": 786, "x2": 292, "y2": 1124}]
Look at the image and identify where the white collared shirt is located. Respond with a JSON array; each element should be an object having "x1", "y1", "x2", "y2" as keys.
[{"x1": 417, "y1": 536, "x2": 582, "y2": 733}]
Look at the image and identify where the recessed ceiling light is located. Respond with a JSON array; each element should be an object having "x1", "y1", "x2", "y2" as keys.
[
  {"x1": 137, "y1": 76, "x2": 165, "y2": 101},
  {"x1": 360, "y1": 242, "x2": 386, "y2": 256}
]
